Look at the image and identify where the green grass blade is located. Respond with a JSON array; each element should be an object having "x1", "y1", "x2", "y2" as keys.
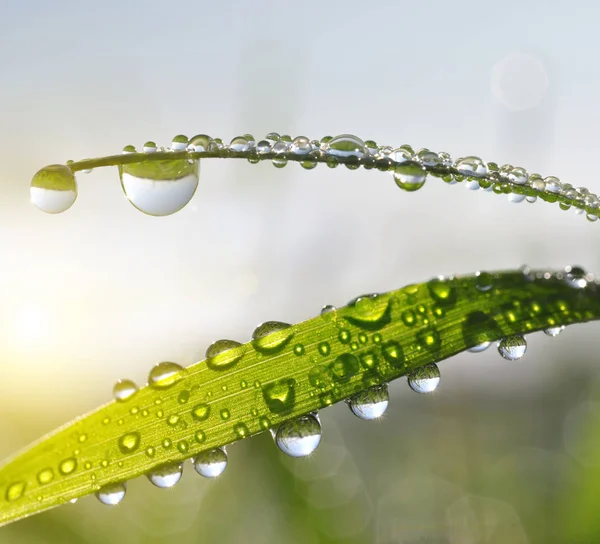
[{"x1": 0, "y1": 267, "x2": 598, "y2": 526}]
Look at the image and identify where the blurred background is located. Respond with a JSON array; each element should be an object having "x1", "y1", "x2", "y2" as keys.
[{"x1": 0, "y1": 0, "x2": 599, "y2": 542}]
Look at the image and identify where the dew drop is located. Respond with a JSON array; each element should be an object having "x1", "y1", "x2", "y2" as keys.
[
  {"x1": 148, "y1": 361, "x2": 184, "y2": 389},
  {"x1": 234, "y1": 422, "x2": 249, "y2": 439},
  {"x1": 170, "y1": 135, "x2": 188, "y2": 151},
  {"x1": 229, "y1": 136, "x2": 249, "y2": 152},
  {"x1": 5, "y1": 482, "x2": 25, "y2": 502},
  {"x1": 564, "y1": 265, "x2": 588, "y2": 289},
  {"x1": 326, "y1": 134, "x2": 367, "y2": 159},
  {"x1": 193, "y1": 447, "x2": 228, "y2": 478},
  {"x1": 348, "y1": 385, "x2": 389, "y2": 420},
  {"x1": 346, "y1": 294, "x2": 391, "y2": 330},
  {"x1": 143, "y1": 141, "x2": 157, "y2": 153},
  {"x1": 30, "y1": 164, "x2": 77, "y2": 214},
  {"x1": 273, "y1": 413, "x2": 322, "y2": 458},
  {"x1": 120, "y1": 156, "x2": 199, "y2": 216},
  {"x1": 96, "y1": 482, "x2": 126, "y2": 506},
  {"x1": 308, "y1": 365, "x2": 333, "y2": 389},
  {"x1": 381, "y1": 340, "x2": 405, "y2": 369},
  {"x1": 407, "y1": 364, "x2": 440, "y2": 393},
  {"x1": 271, "y1": 141, "x2": 289, "y2": 168},
  {"x1": 475, "y1": 271, "x2": 494, "y2": 292},
  {"x1": 188, "y1": 134, "x2": 214, "y2": 152},
  {"x1": 146, "y1": 462, "x2": 183, "y2": 488},
  {"x1": 290, "y1": 136, "x2": 311, "y2": 155},
  {"x1": 256, "y1": 140, "x2": 271, "y2": 154},
  {"x1": 59, "y1": 457, "x2": 78, "y2": 475},
  {"x1": 544, "y1": 326, "x2": 565, "y2": 337},
  {"x1": 329, "y1": 353, "x2": 359, "y2": 383},
  {"x1": 37, "y1": 468, "x2": 54, "y2": 485},
  {"x1": 467, "y1": 341, "x2": 491, "y2": 353},
  {"x1": 393, "y1": 161, "x2": 427, "y2": 191},
  {"x1": 191, "y1": 403, "x2": 211, "y2": 421},
  {"x1": 455, "y1": 156, "x2": 488, "y2": 177},
  {"x1": 262, "y1": 379, "x2": 296, "y2": 414},
  {"x1": 118, "y1": 432, "x2": 141, "y2": 454},
  {"x1": 113, "y1": 379, "x2": 138, "y2": 402},
  {"x1": 497, "y1": 335, "x2": 527, "y2": 360},
  {"x1": 252, "y1": 321, "x2": 294, "y2": 354},
  {"x1": 205, "y1": 339, "x2": 245, "y2": 371}
]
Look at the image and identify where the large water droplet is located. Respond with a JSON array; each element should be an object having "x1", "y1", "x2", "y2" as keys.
[
  {"x1": 120, "y1": 157, "x2": 199, "y2": 216},
  {"x1": 96, "y1": 482, "x2": 126, "y2": 506},
  {"x1": 252, "y1": 321, "x2": 294, "y2": 354},
  {"x1": 118, "y1": 432, "x2": 141, "y2": 454},
  {"x1": 273, "y1": 413, "x2": 322, "y2": 458},
  {"x1": 30, "y1": 164, "x2": 77, "y2": 214},
  {"x1": 564, "y1": 265, "x2": 588, "y2": 289},
  {"x1": 262, "y1": 379, "x2": 296, "y2": 414},
  {"x1": 455, "y1": 156, "x2": 488, "y2": 177},
  {"x1": 497, "y1": 335, "x2": 527, "y2": 360},
  {"x1": 146, "y1": 462, "x2": 183, "y2": 488},
  {"x1": 393, "y1": 162, "x2": 427, "y2": 191},
  {"x1": 329, "y1": 353, "x2": 360, "y2": 383},
  {"x1": 148, "y1": 362, "x2": 184, "y2": 389},
  {"x1": 193, "y1": 447, "x2": 228, "y2": 478},
  {"x1": 544, "y1": 325, "x2": 565, "y2": 337},
  {"x1": 348, "y1": 385, "x2": 389, "y2": 420},
  {"x1": 407, "y1": 364, "x2": 440, "y2": 393},
  {"x1": 205, "y1": 339, "x2": 245, "y2": 371},
  {"x1": 345, "y1": 294, "x2": 391, "y2": 330},
  {"x1": 188, "y1": 134, "x2": 214, "y2": 152},
  {"x1": 290, "y1": 136, "x2": 311, "y2": 155},
  {"x1": 113, "y1": 379, "x2": 138, "y2": 402},
  {"x1": 229, "y1": 136, "x2": 249, "y2": 152},
  {"x1": 170, "y1": 135, "x2": 188, "y2": 151},
  {"x1": 5, "y1": 482, "x2": 25, "y2": 502},
  {"x1": 326, "y1": 134, "x2": 367, "y2": 159}
]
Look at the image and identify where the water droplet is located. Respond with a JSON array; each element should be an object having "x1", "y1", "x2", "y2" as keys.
[
  {"x1": 427, "y1": 277, "x2": 456, "y2": 305},
  {"x1": 234, "y1": 422, "x2": 249, "y2": 439},
  {"x1": 407, "y1": 364, "x2": 440, "y2": 393},
  {"x1": 113, "y1": 379, "x2": 138, "y2": 402},
  {"x1": 262, "y1": 379, "x2": 296, "y2": 414},
  {"x1": 329, "y1": 353, "x2": 359, "y2": 383},
  {"x1": 167, "y1": 415, "x2": 180, "y2": 426},
  {"x1": 143, "y1": 141, "x2": 157, "y2": 153},
  {"x1": 308, "y1": 364, "x2": 333, "y2": 389},
  {"x1": 475, "y1": 271, "x2": 494, "y2": 292},
  {"x1": 220, "y1": 408, "x2": 230, "y2": 420},
  {"x1": 271, "y1": 141, "x2": 289, "y2": 168},
  {"x1": 497, "y1": 335, "x2": 527, "y2": 360},
  {"x1": 146, "y1": 461, "x2": 183, "y2": 488},
  {"x1": 348, "y1": 385, "x2": 389, "y2": 420},
  {"x1": 346, "y1": 294, "x2": 391, "y2": 330},
  {"x1": 120, "y1": 156, "x2": 199, "y2": 216},
  {"x1": 321, "y1": 304, "x2": 337, "y2": 316},
  {"x1": 393, "y1": 161, "x2": 427, "y2": 191},
  {"x1": 194, "y1": 447, "x2": 228, "y2": 478},
  {"x1": 544, "y1": 326, "x2": 565, "y2": 337},
  {"x1": 189, "y1": 134, "x2": 214, "y2": 152},
  {"x1": 293, "y1": 344, "x2": 305, "y2": 356},
  {"x1": 504, "y1": 166, "x2": 528, "y2": 185},
  {"x1": 59, "y1": 457, "x2": 78, "y2": 475},
  {"x1": 148, "y1": 361, "x2": 184, "y2": 389},
  {"x1": 5, "y1": 482, "x2": 25, "y2": 501},
  {"x1": 252, "y1": 321, "x2": 294, "y2": 354},
  {"x1": 178, "y1": 390, "x2": 190, "y2": 404},
  {"x1": 326, "y1": 134, "x2": 367, "y2": 160},
  {"x1": 229, "y1": 136, "x2": 249, "y2": 152},
  {"x1": 118, "y1": 432, "x2": 141, "y2": 454},
  {"x1": 381, "y1": 340, "x2": 405, "y2": 369},
  {"x1": 564, "y1": 265, "x2": 588, "y2": 289},
  {"x1": 122, "y1": 144, "x2": 137, "y2": 154},
  {"x1": 467, "y1": 342, "x2": 491, "y2": 353},
  {"x1": 170, "y1": 135, "x2": 188, "y2": 151},
  {"x1": 96, "y1": 482, "x2": 126, "y2": 506},
  {"x1": 205, "y1": 339, "x2": 245, "y2": 371},
  {"x1": 273, "y1": 413, "x2": 322, "y2": 458},
  {"x1": 191, "y1": 403, "x2": 211, "y2": 421},
  {"x1": 290, "y1": 136, "x2": 311, "y2": 155},
  {"x1": 30, "y1": 164, "x2": 77, "y2": 214},
  {"x1": 37, "y1": 468, "x2": 54, "y2": 485},
  {"x1": 256, "y1": 140, "x2": 271, "y2": 154},
  {"x1": 455, "y1": 156, "x2": 488, "y2": 177}
]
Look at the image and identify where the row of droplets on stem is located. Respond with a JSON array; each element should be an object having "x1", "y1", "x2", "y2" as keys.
[{"x1": 29, "y1": 133, "x2": 600, "y2": 220}]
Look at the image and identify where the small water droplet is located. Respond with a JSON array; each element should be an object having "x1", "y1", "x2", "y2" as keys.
[
  {"x1": 143, "y1": 141, "x2": 157, "y2": 153},
  {"x1": 113, "y1": 379, "x2": 138, "y2": 402},
  {"x1": 122, "y1": 144, "x2": 137, "y2": 154},
  {"x1": 30, "y1": 164, "x2": 77, "y2": 214},
  {"x1": 118, "y1": 432, "x2": 141, "y2": 454},
  {"x1": 321, "y1": 304, "x2": 337, "y2": 316},
  {"x1": 329, "y1": 353, "x2": 359, "y2": 383},
  {"x1": 234, "y1": 422, "x2": 249, "y2": 439},
  {"x1": 293, "y1": 344, "x2": 305, "y2": 356},
  {"x1": 120, "y1": 156, "x2": 199, "y2": 216},
  {"x1": 148, "y1": 362, "x2": 184, "y2": 389},
  {"x1": 467, "y1": 341, "x2": 491, "y2": 353},
  {"x1": 475, "y1": 271, "x2": 494, "y2": 292},
  {"x1": 146, "y1": 462, "x2": 183, "y2": 488},
  {"x1": 290, "y1": 136, "x2": 311, "y2": 155},
  {"x1": 256, "y1": 140, "x2": 271, "y2": 154},
  {"x1": 252, "y1": 321, "x2": 294, "y2": 354},
  {"x1": 455, "y1": 156, "x2": 488, "y2": 177},
  {"x1": 271, "y1": 141, "x2": 289, "y2": 168},
  {"x1": 262, "y1": 379, "x2": 296, "y2": 414},
  {"x1": 170, "y1": 135, "x2": 188, "y2": 151},
  {"x1": 273, "y1": 413, "x2": 322, "y2": 458},
  {"x1": 96, "y1": 482, "x2": 126, "y2": 506},
  {"x1": 5, "y1": 482, "x2": 25, "y2": 501},
  {"x1": 393, "y1": 161, "x2": 427, "y2": 191},
  {"x1": 564, "y1": 265, "x2": 588, "y2": 289},
  {"x1": 205, "y1": 339, "x2": 245, "y2": 371},
  {"x1": 326, "y1": 134, "x2": 367, "y2": 160},
  {"x1": 220, "y1": 408, "x2": 230, "y2": 420},
  {"x1": 497, "y1": 335, "x2": 527, "y2": 360},
  {"x1": 194, "y1": 447, "x2": 228, "y2": 478},
  {"x1": 544, "y1": 326, "x2": 565, "y2": 337},
  {"x1": 37, "y1": 468, "x2": 54, "y2": 485},
  {"x1": 191, "y1": 403, "x2": 211, "y2": 421},
  {"x1": 229, "y1": 136, "x2": 249, "y2": 152},
  {"x1": 59, "y1": 458, "x2": 78, "y2": 475},
  {"x1": 407, "y1": 364, "x2": 440, "y2": 393},
  {"x1": 348, "y1": 385, "x2": 389, "y2": 420},
  {"x1": 381, "y1": 340, "x2": 405, "y2": 369}
]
